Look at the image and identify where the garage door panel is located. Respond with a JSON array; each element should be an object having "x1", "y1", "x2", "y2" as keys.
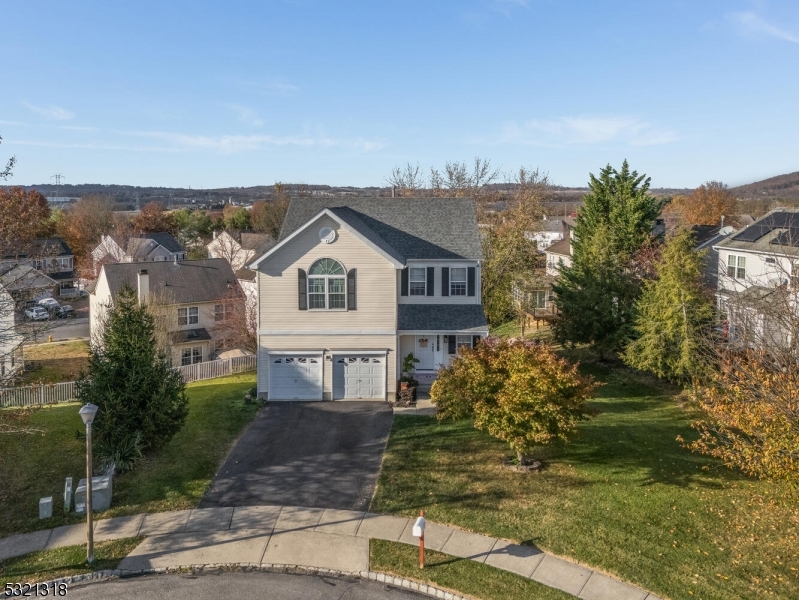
[
  {"x1": 270, "y1": 355, "x2": 323, "y2": 401},
  {"x1": 334, "y1": 355, "x2": 385, "y2": 400}
]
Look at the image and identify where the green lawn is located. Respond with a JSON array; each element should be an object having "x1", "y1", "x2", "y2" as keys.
[
  {"x1": 0, "y1": 538, "x2": 142, "y2": 585},
  {"x1": 371, "y1": 362, "x2": 799, "y2": 600},
  {"x1": 0, "y1": 373, "x2": 258, "y2": 537},
  {"x1": 17, "y1": 340, "x2": 90, "y2": 385},
  {"x1": 370, "y1": 540, "x2": 572, "y2": 600}
]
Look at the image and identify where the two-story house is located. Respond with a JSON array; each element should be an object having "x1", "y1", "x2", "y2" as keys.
[
  {"x1": 0, "y1": 283, "x2": 23, "y2": 384},
  {"x1": 90, "y1": 258, "x2": 243, "y2": 366},
  {"x1": 713, "y1": 208, "x2": 799, "y2": 345},
  {"x1": 91, "y1": 232, "x2": 186, "y2": 277},
  {"x1": 0, "y1": 237, "x2": 77, "y2": 298},
  {"x1": 207, "y1": 230, "x2": 275, "y2": 272},
  {"x1": 248, "y1": 197, "x2": 489, "y2": 401}
]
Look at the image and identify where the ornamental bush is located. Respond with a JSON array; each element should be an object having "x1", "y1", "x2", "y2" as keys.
[{"x1": 431, "y1": 337, "x2": 596, "y2": 463}]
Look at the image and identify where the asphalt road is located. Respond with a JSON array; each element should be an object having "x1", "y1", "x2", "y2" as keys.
[
  {"x1": 69, "y1": 571, "x2": 426, "y2": 599},
  {"x1": 200, "y1": 401, "x2": 394, "y2": 511},
  {"x1": 16, "y1": 317, "x2": 90, "y2": 342}
]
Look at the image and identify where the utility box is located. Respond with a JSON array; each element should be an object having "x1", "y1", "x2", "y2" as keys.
[
  {"x1": 39, "y1": 497, "x2": 53, "y2": 519},
  {"x1": 64, "y1": 477, "x2": 73, "y2": 513},
  {"x1": 74, "y1": 475, "x2": 113, "y2": 513}
]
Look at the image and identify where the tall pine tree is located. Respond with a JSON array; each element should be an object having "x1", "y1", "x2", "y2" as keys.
[
  {"x1": 553, "y1": 160, "x2": 663, "y2": 355},
  {"x1": 77, "y1": 285, "x2": 188, "y2": 470},
  {"x1": 623, "y1": 229, "x2": 714, "y2": 384}
]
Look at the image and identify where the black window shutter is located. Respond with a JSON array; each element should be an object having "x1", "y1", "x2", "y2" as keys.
[
  {"x1": 472, "y1": 335, "x2": 481, "y2": 348},
  {"x1": 298, "y1": 268, "x2": 307, "y2": 310},
  {"x1": 401, "y1": 267, "x2": 409, "y2": 296},
  {"x1": 447, "y1": 335, "x2": 456, "y2": 354},
  {"x1": 441, "y1": 267, "x2": 449, "y2": 297},
  {"x1": 467, "y1": 267, "x2": 476, "y2": 296},
  {"x1": 347, "y1": 269, "x2": 357, "y2": 310},
  {"x1": 426, "y1": 266, "x2": 435, "y2": 296}
]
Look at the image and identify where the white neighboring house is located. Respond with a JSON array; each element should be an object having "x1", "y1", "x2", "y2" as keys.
[
  {"x1": 545, "y1": 239, "x2": 572, "y2": 276},
  {"x1": 207, "y1": 230, "x2": 275, "y2": 272},
  {"x1": 0, "y1": 284, "x2": 23, "y2": 383},
  {"x1": 91, "y1": 232, "x2": 186, "y2": 277},
  {"x1": 713, "y1": 208, "x2": 799, "y2": 344},
  {"x1": 526, "y1": 217, "x2": 567, "y2": 252},
  {"x1": 248, "y1": 197, "x2": 489, "y2": 402},
  {"x1": 90, "y1": 258, "x2": 244, "y2": 366}
]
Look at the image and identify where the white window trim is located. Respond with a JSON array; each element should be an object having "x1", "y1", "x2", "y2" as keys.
[
  {"x1": 409, "y1": 266, "x2": 427, "y2": 296},
  {"x1": 178, "y1": 306, "x2": 200, "y2": 326},
  {"x1": 307, "y1": 258, "x2": 347, "y2": 311},
  {"x1": 181, "y1": 346, "x2": 203, "y2": 366},
  {"x1": 727, "y1": 254, "x2": 746, "y2": 280},
  {"x1": 450, "y1": 267, "x2": 467, "y2": 296}
]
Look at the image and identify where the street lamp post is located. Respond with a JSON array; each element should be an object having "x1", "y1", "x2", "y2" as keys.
[{"x1": 78, "y1": 403, "x2": 98, "y2": 564}]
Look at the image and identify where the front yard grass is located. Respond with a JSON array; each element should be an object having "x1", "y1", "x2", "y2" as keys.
[
  {"x1": 17, "y1": 341, "x2": 90, "y2": 385},
  {"x1": 371, "y1": 363, "x2": 799, "y2": 600},
  {"x1": 370, "y1": 539, "x2": 571, "y2": 600},
  {"x1": 0, "y1": 373, "x2": 258, "y2": 537},
  {"x1": 0, "y1": 537, "x2": 142, "y2": 585}
]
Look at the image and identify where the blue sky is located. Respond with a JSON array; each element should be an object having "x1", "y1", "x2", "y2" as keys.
[{"x1": 2, "y1": 0, "x2": 798, "y2": 189}]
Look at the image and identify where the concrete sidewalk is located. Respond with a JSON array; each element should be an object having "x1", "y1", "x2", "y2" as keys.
[{"x1": 0, "y1": 506, "x2": 659, "y2": 600}]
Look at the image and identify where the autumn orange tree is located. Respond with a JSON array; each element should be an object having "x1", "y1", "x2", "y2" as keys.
[
  {"x1": 134, "y1": 201, "x2": 177, "y2": 234},
  {"x1": 668, "y1": 181, "x2": 736, "y2": 226},
  {"x1": 431, "y1": 337, "x2": 596, "y2": 464},
  {"x1": 0, "y1": 187, "x2": 51, "y2": 246},
  {"x1": 56, "y1": 195, "x2": 117, "y2": 276}
]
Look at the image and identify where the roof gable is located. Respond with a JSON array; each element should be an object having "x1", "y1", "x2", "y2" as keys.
[{"x1": 278, "y1": 197, "x2": 483, "y2": 261}]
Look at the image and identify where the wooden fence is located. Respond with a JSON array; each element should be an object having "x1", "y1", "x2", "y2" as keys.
[{"x1": 0, "y1": 355, "x2": 257, "y2": 408}]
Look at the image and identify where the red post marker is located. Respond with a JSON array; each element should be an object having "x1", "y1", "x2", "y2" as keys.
[{"x1": 413, "y1": 510, "x2": 426, "y2": 569}]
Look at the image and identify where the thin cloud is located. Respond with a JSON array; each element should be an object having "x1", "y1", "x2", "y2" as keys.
[
  {"x1": 728, "y1": 11, "x2": 799, "y2": 43},
  {"x1": 0, "y1": 120, "x2": 27, "y2": 127},
  {"x1": 22, "y1": 101, "x2": 75, "y2": 121},
  {"x1": 59, "y1": 125, "x2": 97, "y2": 132},
  {"x1": 235, "y1": 79, "x2": 300, "y2": 96},
  {"x1": 227, "y1": 104, "x2": 265, "y2": 127},
  {"x1": 501, "y1": 116, "x2": 679, "y2": 147},
  {"x1": 115, "y1": 129, "x2": 384, "y2": 153}
]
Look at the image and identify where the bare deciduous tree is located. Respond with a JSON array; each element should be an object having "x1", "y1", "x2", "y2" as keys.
[{"x1": 386, "y1": 163, "x2": 424, "y2": 197}]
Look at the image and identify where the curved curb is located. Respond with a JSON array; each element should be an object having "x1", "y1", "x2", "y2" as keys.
[{"x1": 44, "y1": 563, "x2": 474, "y2": 600}]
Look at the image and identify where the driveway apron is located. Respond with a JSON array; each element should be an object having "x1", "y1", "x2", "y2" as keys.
[{"x1": 200, "y1": 401, "x2": 393, "y2": 511}]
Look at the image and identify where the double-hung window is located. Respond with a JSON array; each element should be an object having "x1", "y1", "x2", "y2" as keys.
[
  {"x1": 727, "y1": 255, "x2": 746, "y2": 280},
  {"x1": 214, "y1": 304, "x2": 232, "y2": 321},
  {"x1": 409, "y1": 267, "x2": 426, "y2": 296},
  {"x1": 181, "y1": 346, "x2": 202, "y2": 366},
  {"x1": 57, "y1": 257, "x2": 72, "y2": 271},
  {"x1": 308, "y1": 258, "x2": 346, "y2": 309},
  {"x1": 456, "y1": 335, "x2": 473, "y2": 350},
  {"x1": 450, "y1": 268, "x2": 467, "y2": 296},
  {"x1": 533, "y1": 290, "x2": 547, "y2": 308},
  {"x1": 178, "y1": 306, "x2": 199, "y2": 326}
]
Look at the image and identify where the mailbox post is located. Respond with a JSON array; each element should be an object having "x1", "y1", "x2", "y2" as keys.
[{"x1": 412, "y1": 510, "x2": 426, "y2": 569}]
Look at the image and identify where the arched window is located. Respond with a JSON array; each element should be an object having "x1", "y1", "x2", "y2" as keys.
[{"x1": 308, "y1": 258, "x2": 346, "y2": 309}]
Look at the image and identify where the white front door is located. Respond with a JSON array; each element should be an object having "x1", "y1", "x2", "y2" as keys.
[
  {"x1": 333, "y1": 355, "x2": 385, "y2": 399},
  {"x1": 269, "y1": 355, "x2": 323, "y2": 400},
  {"x1": 415, "y1": 335, "x2": 435, "y2": 370}
]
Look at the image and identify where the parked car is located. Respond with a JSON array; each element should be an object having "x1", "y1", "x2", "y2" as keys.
[
  {"x1": 38, "y1": 297, "x2": 60, "y2": 311},
  {"x1": 24, "y1": 306, "x2": 49, "y2": 321},
  {"x1": 78, "y1": 289, "x2": 89, "y2": 298},
  {"x1": 54, "y1": 304, "x2": 75, "y2": 319}
]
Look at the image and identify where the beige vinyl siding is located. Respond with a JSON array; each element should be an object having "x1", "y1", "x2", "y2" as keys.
[
  {"x1": 257, "y1": 215, "x2": 397, "y2": 331},
  {"x1": 258, "y1": 333, "x2": 397, "y2": 400},
  {"x1": 399, "y1": 335, "x2": 415, "y2": 360}
]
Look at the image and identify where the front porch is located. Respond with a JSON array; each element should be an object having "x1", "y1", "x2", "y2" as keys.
[{"x1": 398, "y1": 332, "x2": 485, "y2": 392}]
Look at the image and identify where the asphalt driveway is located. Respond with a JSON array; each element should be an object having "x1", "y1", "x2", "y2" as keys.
[{"x1": 200, "y1": 402, "x2": 394, "y2": 511}]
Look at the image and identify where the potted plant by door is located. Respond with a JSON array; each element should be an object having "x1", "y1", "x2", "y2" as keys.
[{"x1": 398, "y1": 353, "x2": 420, "y2": 405}]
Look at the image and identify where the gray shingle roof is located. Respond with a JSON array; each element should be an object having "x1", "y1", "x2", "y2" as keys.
[
  {"x1": 171, "y1": 327, "x2": 212, "y2": 344},
  {"x1": 279, "y1": 197, "x2": 483, "y2": 261},
  {"x1": 101, "y1": 258, "x2": 238, "y2": 305},
  {"x1": 127, "y1": 232, "x2": 184, "y2": 257},
  {"x1": 398, "y1": 304, "x2": 488, "y2": 332},
  {"x1": 546, "y1": 239, "x2": 571, "y2": 256}
]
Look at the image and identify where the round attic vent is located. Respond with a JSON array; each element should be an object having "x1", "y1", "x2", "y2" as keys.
[{"x1": 318, "y1": 226, "x2": 337, "y2": 244}]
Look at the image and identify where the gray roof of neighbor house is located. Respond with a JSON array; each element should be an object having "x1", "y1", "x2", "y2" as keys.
[
  {"x1": 398, "y1": 304, "x2": 488, "y2": 332},
  {"x1": 279, "y1": 197, "x2": 483, "y2": 261},
  {"x1": 127, "y1": 232, "x2": 185, "y2": 258},
  {"x1": 1, "y1": 237, "x2": 73, "y2": 260},
  {"x1": 171, "y1": 327, "x2": 212, "y2": 344},
  {"x1": 714, "y1": 209, "x2": 799, "y2": 257},
  {"x1": 224, "y1": 230, "x2": 276, "y2": 252},
  {"x1": 546, "y1": 238, "x2": 571, "y2": 257},
  {"x1": 100, "y1": 258, "x2": 238, "y2": 304}
]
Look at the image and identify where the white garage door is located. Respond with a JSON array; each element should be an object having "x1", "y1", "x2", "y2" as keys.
[
  {"x1": 333, "y1": 355, "x2": 385, "y2": 400},
  {"x1": 269, "y1": 355, "x2": 323, "y2": 400}
]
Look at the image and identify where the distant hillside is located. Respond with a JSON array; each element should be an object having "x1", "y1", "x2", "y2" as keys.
[{"x1": 732, "y1": 171, "x2": 799, "y2": 201}]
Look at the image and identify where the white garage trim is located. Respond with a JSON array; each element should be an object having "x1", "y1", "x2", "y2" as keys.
[
  {"x1": 267, "y1": 351, "x2": 323, "y2": 401},
  {"x1": 332, "y1": 352, "x2": 387, "y2": 401}
]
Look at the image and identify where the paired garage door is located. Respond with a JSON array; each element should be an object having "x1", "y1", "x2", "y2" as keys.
[
  {"x1": 269, "y1": 355, "x2": 323, "y2": 400},
  {"x1": 333, "y1": 355, "x2": 385, "y2": 400}
]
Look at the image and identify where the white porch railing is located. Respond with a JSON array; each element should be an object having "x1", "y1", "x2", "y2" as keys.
[{"x1": 0, "y1": 355, "x2": 257, "y2": 408}]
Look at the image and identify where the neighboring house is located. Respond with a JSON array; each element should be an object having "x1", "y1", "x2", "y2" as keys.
[
  {"x1": 0, "y1": 237, "x2": 77, "y2": 298},
  {"x1": 526, "y1": 217, "x2": 567, "y2": 251},
  {"x1": 713, "y1": 209, "x2": 799, "y2": 345},
  {"x1": 90, "y1": 258, "x2": 243, "y2": 366},
  {"x1": 690, "y1": 223, "x2": 737, "y2": 289},
  {"x1": 207, "y1": 230, "x2": 275, "y2": 272},
  {"x1": 545, "y1": 239, "x2": 572, "y2": 276},
  {"x1": 0, "y1": 283, "x2": 23, "y2": 383},
  {"x1": 91, "y1": 232, "x2": 186, "y2": 276},
  {"x1": 248, "y1": 197, "x2": 489, "y2": 401}
]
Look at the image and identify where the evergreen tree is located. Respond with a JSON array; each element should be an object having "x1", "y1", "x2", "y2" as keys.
[
  {"x1": 76, "y1": 285, "x2": 188, "y2": 470},
  {"x1": 552, "y1": 225, "x2": 639, "y2": 356},
  {"x1": 623, "y1": 229, "x2": 714, "y2": 384},
  {"x1": 553, "y1": 160, "x2": 664, "y2": 355}
]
